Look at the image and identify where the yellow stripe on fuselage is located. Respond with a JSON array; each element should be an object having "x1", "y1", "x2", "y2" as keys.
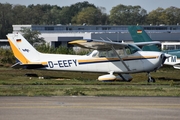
[
  {"x1": 123, "y1": 56, "x2": 159, "y2": 60},
  {"x1": 78, "y1": 56, "x2": 158, "y2": 64},
  {"x1": 41, "y1": 61, "x2": 48, "y2": 65},
  {"x1": 78, "y1": 58, "x2": 113, "y2": 63}
]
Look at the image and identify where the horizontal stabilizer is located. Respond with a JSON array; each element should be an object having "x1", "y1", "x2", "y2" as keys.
[
  {"x1": 11, "y1": 62, "x2": 22, "y2": 69},
  {"x1": 11, "y1": 62, "x2": 46, "y2": 69},
  {"x1": 134, "y1": 41, "x2": 161, "y2": 47}
]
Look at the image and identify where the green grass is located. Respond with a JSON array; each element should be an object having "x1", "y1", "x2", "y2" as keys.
[
  {"x1": 0, "y1": 85, "x2": 179, "y2": 96},
  {"x1": 0, "y1": 66, "x2": 180, "y2": 96}
]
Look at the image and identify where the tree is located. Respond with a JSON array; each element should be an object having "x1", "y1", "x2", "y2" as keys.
[
  {"x1": 97, "y1": 7, "x2": 109, "y2": 25},
  {"x1": 146, "y1": 7, "x2": 180, "y2": 25},
  {"x1": 147, "y1": 7, "x2": 166, "y2": 25},
  {"x1": 39, "y1": 4, "x2": 62, "y2": 25},
  {"x1": 59, "y1": 1, "x2": 96, "y2": 25},
  {"x1": 12, "y1": 4, "x2": 27, "y2": 24},
  {"x1": 0, "y1": 3, "x2": 13, "y2": 38},
  {"x1": 69, "y1": 1, "x2": 96, "y2": 18},
  {"x1": 59, "y1": 6, "x2": 72, "y2": 25},
  {"x1": 26, "y1": 4, "x2": 44, "y2": 24},
  {"x1": 20, "y1": 28, "x2": 45, "y2": 46},
  {"x1": 165, "y1": 6, "x2": 180, "y2": 25},
  {"x1": 109, "y1": 4, "x2": 147, "y2": 25},
  {"x1": 72, "y1": 7, "x2": 105, "y2": 25},
  {"x1": 49, "y1": 6, "x2": 62, "y2": 24}
]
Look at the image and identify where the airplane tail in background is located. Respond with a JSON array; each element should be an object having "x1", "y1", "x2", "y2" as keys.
[
  {"x1": 128, "y1": 26, "x2": 160, "y2": 51},
  {"x1": 6, "y1": 33, "x2": 41, "y2": 65}
]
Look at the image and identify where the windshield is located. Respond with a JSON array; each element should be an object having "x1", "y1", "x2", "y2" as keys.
[
  {"x1": 125, "y1": 44, "x2": 141, "y2": 55},
  {"x1": 87, "y1": 50, "x2": 98, "y2": 57}
]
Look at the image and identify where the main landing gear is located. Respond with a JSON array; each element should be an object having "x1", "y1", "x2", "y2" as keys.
[{"x1": 147, "y1": 72, "x2": 155, "y2": 83}]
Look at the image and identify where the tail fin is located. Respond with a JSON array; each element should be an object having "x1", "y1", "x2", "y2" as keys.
[
  {"x1": 128, "y1": 26, "x2": 160, "y2": 51},
  {"x1": 6, "y1": 33, "x2": 40, "y2": 64}
]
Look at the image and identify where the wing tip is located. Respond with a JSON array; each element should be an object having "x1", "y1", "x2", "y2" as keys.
[{"x1": 69, "y1": 39, "x2": 93, "y2": 44}]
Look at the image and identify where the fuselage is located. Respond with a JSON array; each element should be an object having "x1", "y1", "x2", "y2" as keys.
[{"x1": 37, "y1": 50, "x2": 165, "y2": 74}]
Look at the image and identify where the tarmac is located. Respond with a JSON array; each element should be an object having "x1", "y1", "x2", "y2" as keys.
[{"x1": 0, "y1": 96, "x2": 180, "y2": 120}]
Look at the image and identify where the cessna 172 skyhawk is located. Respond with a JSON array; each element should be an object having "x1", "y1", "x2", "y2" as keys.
[{"x1": 7, "y1": 33, "x2": 168, "y2": 82}]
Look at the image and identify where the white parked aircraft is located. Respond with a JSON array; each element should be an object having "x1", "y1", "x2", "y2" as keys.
[{"x1": 7, "y1": 33, "x2": 167, "y2": 82}]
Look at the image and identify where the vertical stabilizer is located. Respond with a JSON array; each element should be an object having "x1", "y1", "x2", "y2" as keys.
[
  {"x1": 7, "y1": 33, "x2": 40, "y2": 64},
  {"x1": 128, "y1": 26, "x2": 160, "y2": 51}
]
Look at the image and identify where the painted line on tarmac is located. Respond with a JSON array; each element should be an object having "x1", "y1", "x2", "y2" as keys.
[{"x1": 1, "y1": 104, "x2": 180, "y2": 109}]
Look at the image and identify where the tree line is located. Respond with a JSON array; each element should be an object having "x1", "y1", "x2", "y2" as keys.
[{"x1": 0, "y1": 1, "x2": 180, "y2": 38}]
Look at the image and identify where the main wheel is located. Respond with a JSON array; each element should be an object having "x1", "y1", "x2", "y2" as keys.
[{"x1": 147, "y1": 77, "x2": 155, "y2": 83}]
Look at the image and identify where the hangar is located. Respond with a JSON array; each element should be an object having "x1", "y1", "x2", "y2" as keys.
[{"x1": 2, "y1": 24, "x2": 180, "y2": 49}]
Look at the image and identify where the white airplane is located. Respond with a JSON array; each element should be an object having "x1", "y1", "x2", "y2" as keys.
[{"x1": 7, "y1": 33, "x2": 168, "y2": 82}]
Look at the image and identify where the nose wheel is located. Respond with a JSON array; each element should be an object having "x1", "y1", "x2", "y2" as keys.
[{"x1": 147, "y1": 73, "x2": 155, "y2": 83}]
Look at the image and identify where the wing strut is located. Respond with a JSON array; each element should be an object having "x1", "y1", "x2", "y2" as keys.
[{"x1": 111, "y1": 46, "x2": 131, "y2": 71}]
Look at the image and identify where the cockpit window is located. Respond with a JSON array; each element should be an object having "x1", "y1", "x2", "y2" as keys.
[
  {"x1": 86, "y1": 51, "x2": 92, "y2": 56},
  {"x1": 89, "y1": 44, "x2": 141, "y2": 58},
  {"x1": 92, "y1": 52, "x2": 98, "y2": 57},
  {"x1": 99, "y1": 51, "x2": 107, "y2": 57},
  {"x1": 98, "y1": 50, "x2": 118, "y2": 58},
  {"x1": 125, "y1": 44, "x2": 141, "y2": 55}
]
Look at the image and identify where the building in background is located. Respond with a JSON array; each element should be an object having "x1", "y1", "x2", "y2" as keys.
[
  {"x1": 0, "y1": 39, "x2": 9, "y2": 49},
  {"x1": 1, "y1": 24, "x2": 180, "y2": 49}
]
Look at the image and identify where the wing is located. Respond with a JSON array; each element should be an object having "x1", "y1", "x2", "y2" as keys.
[
  {"x1": 69, "y1": 39, "x2": 131, "y2": 71},
  {"x1": 69, "y1": 39, "x2": 129, "y2": 50},
  {"x1": 11, "y1": 62, "x2": 46, "y2": 69},
  {"x1": 134, "y1": 41, "x2": 161, "y2": 47}
]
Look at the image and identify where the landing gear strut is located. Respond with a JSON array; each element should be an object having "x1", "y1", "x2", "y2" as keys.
[{"x1": 147, "y1": 72, "x2": 155, "y2": 83}]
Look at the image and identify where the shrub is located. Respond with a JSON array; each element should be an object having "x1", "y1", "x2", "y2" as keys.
[{"x1": 0, "y1": 48, "x2": 16, "y2": 67}]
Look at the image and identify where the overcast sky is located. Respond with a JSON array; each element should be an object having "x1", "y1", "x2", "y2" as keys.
[{"x1": 1, "y1": 0, "x2": 180, "y2": 13}]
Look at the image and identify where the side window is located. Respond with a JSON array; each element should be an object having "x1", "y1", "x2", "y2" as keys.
[
  {"x1": 99, "y1": 51, "x2": 107, "y2": 57},
  {"x1": 98, "y1": 50, "x2": 117, "y2": 58},
  {"x1": 99, "y1": 49, "x2": 126, "y2": 57},
  {"x1": 125, "y1": 45, "x2": 140, "y2": 55},
  {"x1": 125, "y1": 47, "x2": 131, "y2": 55},
  {"x1": 107, "y1": 50, "x2": 117, "y2": 57},
  {"x1": 116, "y1": 49, "x2": 125, "y2": 56}
]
